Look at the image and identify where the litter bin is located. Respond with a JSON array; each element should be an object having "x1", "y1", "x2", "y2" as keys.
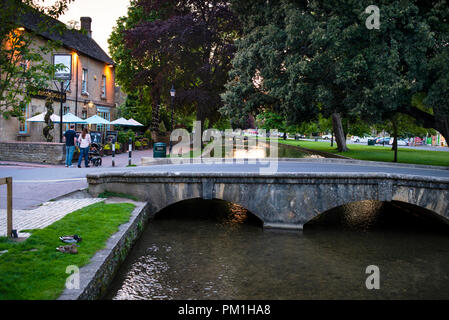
[
  {"x1": 368, "y1": 139, "x2": 376, "y2": 146},
  {"x1": 153, "y1": 142, "x2": 167, "y2": 158}
]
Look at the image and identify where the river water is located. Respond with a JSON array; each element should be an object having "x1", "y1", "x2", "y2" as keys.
[{"x1": 106, "y1": 199, "x2": 449, "y2": 300}]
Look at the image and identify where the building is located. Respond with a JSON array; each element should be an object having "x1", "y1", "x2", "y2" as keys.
[{"x1": 0, "y1": 9, "x2": 116, "y2": 142}]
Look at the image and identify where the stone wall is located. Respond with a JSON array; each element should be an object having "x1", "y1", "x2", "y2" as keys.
[{"x1": 0, "y1": 141, "x2": 65, "y2": 164}]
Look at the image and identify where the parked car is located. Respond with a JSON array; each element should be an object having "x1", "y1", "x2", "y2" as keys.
[
  {"x1": 351, "y1": 136, "x2": 375, "y2": 143},
  {"x1": 388, "y1": 138, "x2": 409, "y2": 146},
  {"x1": 375, "y1": 137, "x2": 391, "y2": 144},
  {"x1": 322, "y1": 134, "x2": 333, "y2": 140}
]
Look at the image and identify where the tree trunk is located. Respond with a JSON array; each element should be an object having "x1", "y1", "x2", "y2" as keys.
[
  {"x1": 392, "y1": 119, "x2": 398, "y2": 162},
  {"x1": 332, "y1": 112, "x2": 348, "y2": 152},
  {"x1": 151, "y1": 97, "x2": 160, "y2": 142}
]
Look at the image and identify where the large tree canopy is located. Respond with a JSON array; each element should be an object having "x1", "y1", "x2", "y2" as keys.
[
  {"x1": 222, "y1": 0, "x2": 449, "y2": 149},
  {"x1": 113, "y1": 0, "x2": 239, "y2": 137}
]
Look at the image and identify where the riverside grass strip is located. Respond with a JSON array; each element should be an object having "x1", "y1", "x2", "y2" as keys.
[
  {"x1": 278, "y1": 139, "x2": 449, "y2": 167},
  {"x1": 0, "y1": 202, "x2": 135, "y2": 300}
]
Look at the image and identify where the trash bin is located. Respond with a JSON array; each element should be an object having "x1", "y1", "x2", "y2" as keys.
[
  {"x1": 368, "y1": 139, "x2": 376, "y2": 146},
  {"x1": 153, "y1": 142, "x2": 167, "y2": 158}
]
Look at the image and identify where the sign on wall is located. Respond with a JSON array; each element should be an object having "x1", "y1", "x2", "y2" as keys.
[
  {"x1": 53, "y1": 54, "x2": 72, "y2": 80},
  {"x1": 31, "y1": 89, "x2": 66, "y2": 102}
]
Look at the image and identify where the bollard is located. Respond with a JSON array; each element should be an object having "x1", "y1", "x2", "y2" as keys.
[
  {"x1": 112, "y1": 139, "x2": 115, "y2": 167},
  {"x1": 128, "y1": 137, "x2": 132, "y2": 166}
]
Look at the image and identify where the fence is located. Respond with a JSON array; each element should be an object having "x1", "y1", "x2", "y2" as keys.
[{"x1": 0, "y1": 177, "x2": 12, "y2": 237}]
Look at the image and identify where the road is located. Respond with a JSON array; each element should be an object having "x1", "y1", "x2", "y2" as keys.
[{"x1": 1, "y1": 159, "x2": 449, "y2": 209}]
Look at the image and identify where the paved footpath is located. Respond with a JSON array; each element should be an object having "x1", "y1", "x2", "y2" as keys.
[{"x1": 0, "y1": 198, "x2": 104, "y2": 238}]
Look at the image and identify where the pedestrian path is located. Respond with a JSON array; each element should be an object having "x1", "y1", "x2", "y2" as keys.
[{"x1": 0, "y1": 198, "x2": 104, "y2": 238}]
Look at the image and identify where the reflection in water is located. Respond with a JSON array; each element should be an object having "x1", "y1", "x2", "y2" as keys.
[{"x1": 106, "y1": 200, "x2": 449, "y2": 300}]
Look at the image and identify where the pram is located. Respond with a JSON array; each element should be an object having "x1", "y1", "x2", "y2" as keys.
[{"x1": 88, "y1": 143, "x2": 103, "y2": 167}]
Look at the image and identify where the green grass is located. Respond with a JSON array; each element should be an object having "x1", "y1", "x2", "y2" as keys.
[
  {"x1": 98, "y1": 191, "x2": 139, "y2": 201},
  {"x1": 0, "y1": 202, "x2": 135, "y2": 300},
  {"x1": 278, "y1": 139, "x2": 449, "y2": 167}
]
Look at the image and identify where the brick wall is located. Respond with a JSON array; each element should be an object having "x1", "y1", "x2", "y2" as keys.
[{"x1": 0, "y1": 141, "x2": 65, "y2": 164}]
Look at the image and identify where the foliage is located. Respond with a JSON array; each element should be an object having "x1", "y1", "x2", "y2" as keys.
[
  {"x1": 112, "y1": 0, "x2": 240, "y2": 134},
  {"x1": 0, "y1": 202, "x2": 134, "y2": 299},
  {"x1": 0, "y1": 0, "x2": 73, "y2": 119},
  {"x1": 135, "y1": 140, "x2": 142, "y2": 147},
  {"x1": 159, "y1": 121, "x2": 166, "y2": 133},
  {"x1": 222, "y1": 0, "x2": 449, "y2": 149}
]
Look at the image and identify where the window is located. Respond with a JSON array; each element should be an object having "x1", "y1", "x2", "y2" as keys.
[
  {"x1": 82, "y1": 69, "x2": 88, "y2": 93},
  {"x1": 101, "y1": 75, "x2": 106, "y2": 98},
  {"x1": 63, "y1": 79, "x2": 71, "y2": 92},
  {"x1": 96, "y1": 107, "x2": 110, "y2": 132},
  {"x1": 19, "y1": 103, "x2": 29, "y2": 134},
  {"x1": 81, "y1": 110, "x2": 87, "y2": 119}
]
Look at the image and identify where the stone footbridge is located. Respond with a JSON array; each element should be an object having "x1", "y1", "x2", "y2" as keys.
[{"x1": 87, "y1": 165, "x2": 449, "y2": 230}]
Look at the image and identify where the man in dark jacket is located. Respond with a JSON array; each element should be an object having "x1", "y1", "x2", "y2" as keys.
[{"x1": 63, "y1": 124, "x2": 77, "y2": 167}]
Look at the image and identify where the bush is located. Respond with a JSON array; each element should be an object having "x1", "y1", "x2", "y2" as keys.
[
  {"x1": 135, "y1": 141, "x2": 142, "y2": 147},
  {"x1": 159, "y1": 121, "x2": 167, "y2": 133}
]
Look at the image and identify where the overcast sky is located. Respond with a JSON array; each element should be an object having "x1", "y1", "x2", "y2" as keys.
[{"x1": 57, "y1": 0, "x2": 131, "y2": 55}]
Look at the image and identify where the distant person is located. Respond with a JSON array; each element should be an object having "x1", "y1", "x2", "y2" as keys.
[
  {"x1": 77, "y1": 128, "x2": 91, "y2": 168},
  {"x1": 63, "y1": 124, "x2": 77, "y2": 167}
]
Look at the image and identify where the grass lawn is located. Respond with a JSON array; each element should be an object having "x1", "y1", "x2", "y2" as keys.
[
  {"x1": 0, "y1": 202, "x2": 135, "y2": 300},
  {"x1": 98, "y1": 191, "x2": 139, "y2": 202},
  {"x1": 278, "y1": 139, "x2": 449, "y2": 167}
]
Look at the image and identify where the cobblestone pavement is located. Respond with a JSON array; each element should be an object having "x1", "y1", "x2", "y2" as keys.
[{"x1": 0, "y1": 198, "x2": 105, "y2": 238}]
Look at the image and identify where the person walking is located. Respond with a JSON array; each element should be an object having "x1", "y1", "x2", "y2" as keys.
[
  {"x1": 63, "y1": 124, "x2": 77, "y2": 167},
  {"x1": 77, "y1": 128, "x2": 91, "y2": 168}
]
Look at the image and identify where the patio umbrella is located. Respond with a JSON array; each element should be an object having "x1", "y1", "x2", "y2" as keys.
[
  {"x1": 26, "y1": 113, "x2": 60, "y2": 123},
  {"x1": 84, "y1": 114, "x2": 111, "y2": 125},
  {"x1": 111, "y1": 117, "x2": 133, "y2": 126},
  {"x1": 61, "y1": 112, "x2": 87, "y2": 124},
  {"x1": 128, "y1": 118, "x2": 144, "y2": 126}
]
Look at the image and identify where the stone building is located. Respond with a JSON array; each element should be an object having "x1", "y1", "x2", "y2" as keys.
[{"x1": 0, "y1": 10, "x2": 116, "y2": 142}]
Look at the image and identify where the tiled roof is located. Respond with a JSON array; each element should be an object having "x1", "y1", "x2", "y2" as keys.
[{"x1": 19, "y1": 7, "x2": 114, "y2": 65}]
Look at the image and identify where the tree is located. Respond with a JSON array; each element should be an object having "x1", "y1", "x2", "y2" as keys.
[
  {"x1": 0, "y1": 0, "x2": 74, "y2": 119},
  {"x1": 222, "y1": 0, "x2": 449, "y2": 152},
  {"x1": 111, "y1": 0, "x2": 239, "y2": 140},
  {"x1": 221, "y1": 1, "x2": 353, "y2": 152}
]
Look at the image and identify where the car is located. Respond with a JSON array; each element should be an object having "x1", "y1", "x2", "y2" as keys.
[
  {"x1": 322, "y1": 134, "x2": 333, "y2": 140},
  {"x1": 375, "y1": 137, "x2": 391, "y2": 144},
  {"x1": 388, "y1": 138, "x2": 409, "y2": 146},
  {"x1": 350, "y1": 136, "x2": 374, "y2": 143}
]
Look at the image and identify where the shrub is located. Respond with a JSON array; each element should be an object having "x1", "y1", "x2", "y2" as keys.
[{"x1": 135, "y1": 141, "x2": 142, "y2": 147}]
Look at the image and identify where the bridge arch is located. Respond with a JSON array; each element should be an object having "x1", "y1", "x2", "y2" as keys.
[
  {"x1": 152, "y1": 197, "x2": 264, "y2": 226},
  {"x1": 304, "y1": 200, "x2": 449, "y2": 231}
]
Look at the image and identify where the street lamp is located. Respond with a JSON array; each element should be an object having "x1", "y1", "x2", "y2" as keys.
[{"x1": 169, "y1": 85, "x2": 176, "y2": 153}]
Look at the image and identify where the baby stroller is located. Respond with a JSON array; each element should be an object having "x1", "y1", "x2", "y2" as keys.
[{"x1": 89, "y1": 143, "x2": 103, "y2": 167}]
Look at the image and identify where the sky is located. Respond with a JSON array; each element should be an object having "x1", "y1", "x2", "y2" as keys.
[{"x1": 57, "y1": 0, "x2": 131, "y2": 55}]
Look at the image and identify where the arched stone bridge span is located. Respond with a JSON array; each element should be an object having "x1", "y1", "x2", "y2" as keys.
[{"x1": 87, "y1": 168, "x2": 449, "y2": 230}]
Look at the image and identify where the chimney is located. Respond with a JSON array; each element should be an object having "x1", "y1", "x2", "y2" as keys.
[{"x1": 80, "y1": 17, "x2": 92, "y2": 38}]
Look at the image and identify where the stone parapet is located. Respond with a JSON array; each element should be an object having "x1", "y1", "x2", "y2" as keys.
[{"x1": 0, "y1": 141, "x2": 65, "y2": 164}]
